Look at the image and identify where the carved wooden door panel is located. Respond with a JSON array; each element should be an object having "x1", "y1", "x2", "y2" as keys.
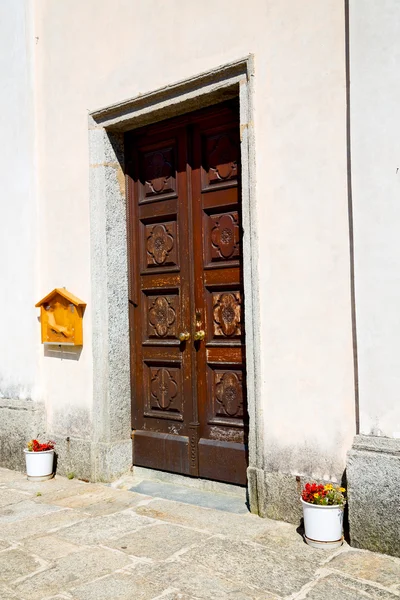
[
  {"x1": 191, "y1": 108, "x2": 247, "y2": 484},
  {"x1": 126, "y1": 124, "x2": 196, "y2": 475},
  {"x1": 126, "y1": 101, "x2": 247, "y2": 485}
]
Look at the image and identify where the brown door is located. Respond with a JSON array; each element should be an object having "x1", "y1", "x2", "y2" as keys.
[{"x1": 126, "y1": 101, "x2": 248, "y2": 485}]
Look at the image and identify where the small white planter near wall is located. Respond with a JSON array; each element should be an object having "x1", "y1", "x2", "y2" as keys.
[
  {"x1": 301, "y1": 498, "x2": 344, "y2": 549},
  {"x1": 24, "y1": 449, "x2": 55, "y2": 481}
]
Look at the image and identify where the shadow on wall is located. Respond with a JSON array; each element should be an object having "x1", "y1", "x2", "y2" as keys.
[
  {"x1": 341, "y1": 469, "x2": 350, "y2": 544},
  {"x1": 44, "y1": 345, "x2": 82, "y2": 361}
]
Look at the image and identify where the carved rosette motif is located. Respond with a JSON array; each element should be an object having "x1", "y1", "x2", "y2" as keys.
[
  {"x1": 215, "y1": 371, "x2": 243, "y2": 418},
  {"x1": 213, "y1": 292, "x2": 241, "y2": 337},
  {"x1": 146, "y1": 223, "x2": 174, "y2": 266},
  {"x1": 150, "y1": 368, "x2": 178, "y2": 410},
  {"x1": 210, "y1": 212, "x2": 240, "y2": 261},
  {"x1": 144, "y1": 149, "x2": 173, "y2": 195},
  {"x1": 207, "y1": 133, "x2": 238, "y2": 183},
  {"x1": 148, "y1": 296, "x2": 176, "y2": 338}
]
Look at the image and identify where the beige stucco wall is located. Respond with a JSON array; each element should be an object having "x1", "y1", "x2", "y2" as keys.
[
  {"x1": 31, "y1": 0, "x2": 355, "y2": 477},
  {"x1": 0, "y1": 0, "x2": 39, "y2": 402},
  {"x1": 256, "y1": 2, "x2": 355, "y2": 479},
  {"x1": 350, "y1": 0, "x2": 400, "y2": 439}
]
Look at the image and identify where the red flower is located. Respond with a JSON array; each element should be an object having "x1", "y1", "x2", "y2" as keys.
[
  {"x1": 27, "y1": 439, "x2": 55, "y2": 452},
  {"x1": 302, "y1": 482, "x2": 326, "y2": 504}
]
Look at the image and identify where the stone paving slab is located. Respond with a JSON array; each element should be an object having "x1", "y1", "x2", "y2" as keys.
[
  {"x1": 71, "y1": 571, "x2": 169, "y2": 600},
  {"x1": 157, "y1": 594, "x2": 207, "y2": 600},
  {"x1": 0, "y1": 548, "x2": 46, "y2": 583},
  {"x1": 13, "y1": 547, "x2": 133, "y2": 598},
  {"x1": 31, "y1": 482, "x2": 108, "y2": 504},
  {"x1": 21, "y1": 534, "x2": 83, "y2": 561},
  {"x1": 0, "y1": 499, "x2": 62, "y2": 524},
  {"x1": 251, "y1": 522, "x2": 332, "y2": 564},
  {"x1": 0, "y1": 489, "x2": 31, "y2": 508},
  {"x1": 302, "y1": 572, "x2": 400, "y2": 599},
  {"x1": 329, "y1": 549, "x2": 400, "y2": 590},
  {"x1": 2, "y1": 475, "x2": 86, "y2": 495},
  {"x1": 0, "y1": 467, "x2": 399, "y2": 600},
  {"x1": 127, "y1": 559, "x2": 281, "y2": 600},
  {"x1": 0, "y1": 470, "x2": 26, "y2": 483},
  {"x1": 0, "y1": 582, "x2": 25, "y2": 600},
  {"x1": 39, "y1": 488, "x2": 151, "y2": 516},
  {"x1": 135, "y1": 497, "x2": 292, "y2": 540},
  {"x1": 0, "y1": 507, "x2": 88, "y2": 541},
  {"x1": 133, "y1": 496, "x2": 333, "y2": 568},
  {"x1": 153, "y1": 594, "x2": 197, "y2": 600},
  {"x1": 0, "y1": 539, "x2": 11, "y2": 551},
  {"x1": 178, "y1": 535, "x2": 318, "y2": 597},
  {"x1": 56, "y1": 509, "x2": 155, "y2": 545},
  {"x1": 108, "y1": 522, "x2": 211, "y2": 560},
  {"x1": 42, "y1": 596, "x2": 73, "y2": 600}
]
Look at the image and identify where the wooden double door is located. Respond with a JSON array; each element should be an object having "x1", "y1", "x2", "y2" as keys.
[{"x1": 126, "y1": 101, "x2": 248, "y2": 485}]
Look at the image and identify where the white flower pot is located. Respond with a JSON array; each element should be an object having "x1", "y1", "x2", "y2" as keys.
[
  {"x1": 301, "y1": 498, "x2": 344, "y2": 549},
  {"x1": 24, "y1": 449, "x2": 55, "y2": 481}
]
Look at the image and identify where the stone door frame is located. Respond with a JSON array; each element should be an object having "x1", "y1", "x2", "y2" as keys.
[{"x1": 88, "y1": 56, "x2": 264, "y2": 512}]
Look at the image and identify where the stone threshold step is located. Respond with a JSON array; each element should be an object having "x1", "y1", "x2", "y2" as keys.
[{"x1": 113, "y1": 467, "x2": 249, "y2": 514}]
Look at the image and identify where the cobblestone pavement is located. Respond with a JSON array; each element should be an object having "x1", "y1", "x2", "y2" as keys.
[{"x1": 0, "y1": 468, "x2": 399, "y2": 600}]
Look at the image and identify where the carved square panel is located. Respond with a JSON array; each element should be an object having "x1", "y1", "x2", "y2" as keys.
[
  {"x1": 211, "y1": 291, "x2": 242, "y2": 339},
  {"x1": 145, "y1": 294, "x2": 179, "y2": 341},
  {"x1": 208, "y1": 367, "x2": 245, "y2": 427},
  {"x1": 202, "y1": 130, "x2": 239, "y2": 190},
  {"x1": 144, "y1": 364, "x2": 183, "y2": 421},
  {"x1": 139, "y1": 145, "x2": 176, "y2": 202},
  {"x1": 204, "y1": 211, "x2": 241, "y2": 266},
  {"x1": 143, "y1": 221, "x2": 178, "y2": 270}
]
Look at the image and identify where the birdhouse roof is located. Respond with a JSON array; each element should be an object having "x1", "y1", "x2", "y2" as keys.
[{"x1": 35, "y1": 288, "x2": 86, "y2": 308}]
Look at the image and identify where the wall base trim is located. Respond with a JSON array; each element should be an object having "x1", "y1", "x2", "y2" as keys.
[
  {"x1": 347, "y1": 434, "x2": 400, "y2": 557},
  {"x1": 48, "y1": 435, "x2": 132, "y2": 483},
  {"x1": 93, "y1": 439, "x2": 132, "y2": 482},
  {"x1": 0, "y1": 399, "x2": 45, "y2": 472}
]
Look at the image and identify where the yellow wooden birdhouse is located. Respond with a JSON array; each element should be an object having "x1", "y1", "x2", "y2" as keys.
[{"x1": 35, "y1": 288, "x2": 86, "y2": 346}]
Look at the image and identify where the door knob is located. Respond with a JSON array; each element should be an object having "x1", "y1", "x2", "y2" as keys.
[
  {"x1": 178, "y1": 331, "x2": 190, "y2": 342},
  {"x1": 193, "y1": 330, "x2": 205, "y2": 341}
]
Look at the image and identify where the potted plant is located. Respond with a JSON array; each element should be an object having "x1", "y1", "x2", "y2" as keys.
[
  {"x1": 24, "y1": 439, "x2": 55, "y2": 481},
  {"x1": 300, "y1": 482, "x2": 346, "y2": 549}
]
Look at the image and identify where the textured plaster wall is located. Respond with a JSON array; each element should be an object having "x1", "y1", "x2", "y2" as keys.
[
  {"x1": 33, "y1": 0, "x2": 354, "y2": 479},
  {"x1": 0, "y1": 0, "x2": 39, "y2": 402},
  {"x1": 350, "y1": 0, "x2": 400, "y2": 438},
  {"x1": 258, "y1": 2, "x2": 355, "y2": 479}
]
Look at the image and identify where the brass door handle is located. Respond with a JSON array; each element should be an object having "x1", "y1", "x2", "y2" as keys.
[
  {"x1": 178, "y1": 331, "x2": 190, "y2": 342},
  {"x1": 193, "y1": 330, "x2": 205, "y2": 341}
]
